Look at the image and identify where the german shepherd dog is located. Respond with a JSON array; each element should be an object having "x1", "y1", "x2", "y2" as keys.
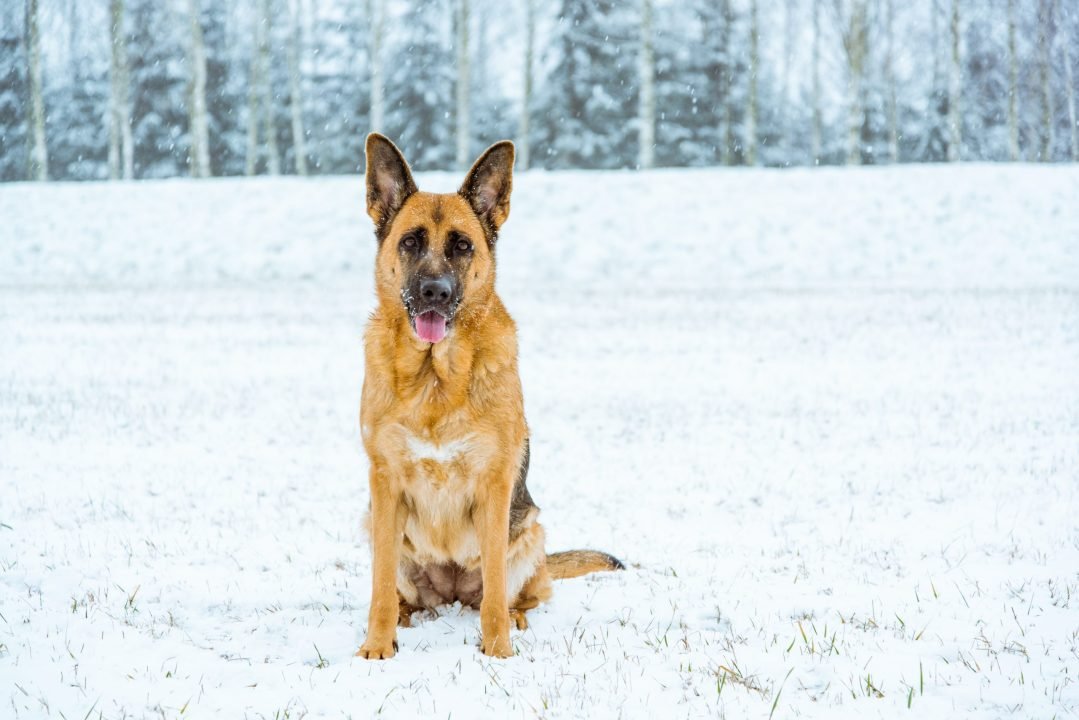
[{"x1": 356, "y1": 134, "x2": 623, "y2": 659}]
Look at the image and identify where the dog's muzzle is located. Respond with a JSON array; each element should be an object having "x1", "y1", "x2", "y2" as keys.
[{"x1": 403, "y1": 273, "x2": 459, "y2": 343}]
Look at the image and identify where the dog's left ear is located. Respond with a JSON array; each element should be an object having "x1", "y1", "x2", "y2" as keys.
[{"x1": 459, "y1": 141, "x2": 515, "y2": 234}]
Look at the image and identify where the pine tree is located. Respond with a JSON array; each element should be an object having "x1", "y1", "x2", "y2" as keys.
[
  {"x1": 384, "y1": 0, "x2": 454, "y2": 170},
  {"x1": 128, "y1": 0, "x2": 189, "y2": 178},
  {"x1": 538, "y1": 0, "x2": 637, "y2": 168},
  {"x1": 468, "y1": 0, "x2": 514, "y2": 154},
  {"x1": 962, "y1": 7, "x2": 1008, "y2": 161},
  {"x1": 305, "y1": 0, "x2": 368, "y2": 174},
  {"x1": 285, "y1": 0, "x2": 308, "y2": 175},
  {"x1": 5, "y1": 0, "x2": 1079, "y2": 180},
  {"x1": 0, "y1": 10, "x2": 28, "y2": 181},
  {"x1": 203, "y1": 0, "x2": 246, "y2": 176},
  {"x1": 652, "y1": 0, "x2": 718, "y2": 167},
  {"x1": 47, "y1": 43, "x2": 108, "y2": 180}
]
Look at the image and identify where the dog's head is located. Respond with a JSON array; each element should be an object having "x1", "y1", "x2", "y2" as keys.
[{"x1": 364, "y1": 133, "x2": 514, "y2": 344}]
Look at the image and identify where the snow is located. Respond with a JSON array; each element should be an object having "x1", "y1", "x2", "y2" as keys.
[{"x1": 1, "y1": 165, "x2": 1078, "y2": 719}]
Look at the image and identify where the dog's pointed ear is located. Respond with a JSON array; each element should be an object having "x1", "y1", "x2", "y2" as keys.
[
  {"x1": 365, "y1": 133, "x2": 418, "y2": 235},
  {"x1": 459, "y1": 141, "x2": 515, "y2": 234}
]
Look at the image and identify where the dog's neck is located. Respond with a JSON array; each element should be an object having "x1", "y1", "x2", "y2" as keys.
[{"x1": 386, "y1": 294, "x2": 509, "y2": 409}]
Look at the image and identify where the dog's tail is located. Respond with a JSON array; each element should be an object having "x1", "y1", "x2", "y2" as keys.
[{"x1": 546, "y1": 550, "x2": 625, "y2": 580}]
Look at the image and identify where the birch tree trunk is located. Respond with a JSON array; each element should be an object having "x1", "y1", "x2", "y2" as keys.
[
  {"x1": 245, "y1": 2, "x2": 263, "y2": 175},
  {"x1": 931, "y1": 0, "x2": 940, "y2": 100},
  {"x1": 261, "y1": 0, "x2": 280, "y2": 176},
  {"x1": 947, "y1": 0, "x2": 961, "y2": 162},
  {"x1": 517, "y1": 0, "x2": 534, "y2": 170},
  {"x1": 108, "y1": 0, "x2": 134, "y2": 179},
  {"x1": 746, "y1": 0, "x2": 759, "y2": 166},
  {"x1": 638, "y1": 0, "x2": 655, "y2": 169},
  {"x1": 884, "y1": 0, "x2": 899, "y2": 163},
  {"x1": 781, "y1": 0, "x2": 794, "y2": 160},
  {"x1": 811, "y1": 0, "x2": 822, "y2": 164},
  {"x1": 475, "y1": 2, "x2": 488, "y2": 95},
  {"x1": 244, "y1": 0, "x2": 279, "y2": 175},
  {"x1": 108, "y1": 0, "x2": 122, "y2": 180},
  {"x1": 838, "y1": 0, "x2": 867, "y2": 166},
  {"x1": 721, "y1": 0, "x2": 734, "y2": 166},
  {"x1": 286, "y1": 0, "x2": 307, "y2": 175},
  {"x1": 1062, "y1": 0, "x2": 1077, "y2": 162},
  {"x1": 367, "y1": 0, "x2": 384, "y2": 133},
  {"x1": 455, "y1": 0, "x2": 470, "y2": 170},
  {"x1": 188, "y1": 0, "x2": 211, "y2": 178},
  {"x1": 1007, "y1": 0, "x2": 1020, "y2": 160},
  {"x1": 1038, "y1": 0, "x2": 1054, "y2": 161},
  {"x1": 26, "y1": 0, "x2": 48, "y2": 181},
  {"x1": 66, "y1": 0, "x2": 76, "y2": 65}
]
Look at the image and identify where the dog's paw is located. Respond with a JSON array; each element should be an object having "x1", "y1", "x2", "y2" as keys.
[
  {"x1": 509, "y1": 609, "x2": 529, "y2": 631},
  {"x1": 355, "y1": 637, "x2": 398, "y2": 660}
]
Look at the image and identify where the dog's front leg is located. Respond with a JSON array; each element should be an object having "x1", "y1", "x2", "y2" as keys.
[
  {"x1": 476, "y1": 469, "x2": 513, "y2": 658},
  {"x1": 357, "y1": 465, "x2": 401, "y2": 660}
]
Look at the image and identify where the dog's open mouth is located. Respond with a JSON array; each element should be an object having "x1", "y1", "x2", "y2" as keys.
[{"x1": 413, "y1": 310, "x2": 449, "y2": 344}]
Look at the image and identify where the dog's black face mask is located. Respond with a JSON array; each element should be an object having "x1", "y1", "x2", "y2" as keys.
[{"x1": 396, "y1": 226, "x2": 474, "y2": 343}]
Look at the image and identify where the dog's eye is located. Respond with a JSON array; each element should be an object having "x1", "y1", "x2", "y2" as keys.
[
  {"x1": 401, "y1": 235, "x2": 417, "y2": 250},
  {"x1": 454, "y1": 238, "x2": 472, "y2": 254}
]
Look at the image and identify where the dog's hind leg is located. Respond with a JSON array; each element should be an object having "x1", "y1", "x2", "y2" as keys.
[
  {"x1": 509, "y1": 561, "x2": 552, "y2": 631},
  {"x1": 398, "y1": 595, "x2": 421, "y2": 628}
]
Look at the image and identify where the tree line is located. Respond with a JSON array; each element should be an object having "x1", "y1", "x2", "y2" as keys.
[{"x1": 1, "y1": 0, "x2": 1077, "y2": 182}]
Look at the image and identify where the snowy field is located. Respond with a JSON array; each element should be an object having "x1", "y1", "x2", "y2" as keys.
[{"x1": 2, "y1": 165, "x2": 1078, "y2": 719}]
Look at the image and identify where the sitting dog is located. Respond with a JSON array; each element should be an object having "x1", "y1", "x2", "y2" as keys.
[{"x1": 356, "y1": 134, "x2": 622, "y2": 659}]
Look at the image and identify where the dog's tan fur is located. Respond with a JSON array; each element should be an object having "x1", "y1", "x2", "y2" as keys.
[{"x1": 356, "y1": 134, "x2": 621, "y2": 660}]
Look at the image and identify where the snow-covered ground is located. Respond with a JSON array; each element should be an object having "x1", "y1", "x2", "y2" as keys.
[{"x1": 1, "y1": 165, "x2": 1078, "y2": 719}]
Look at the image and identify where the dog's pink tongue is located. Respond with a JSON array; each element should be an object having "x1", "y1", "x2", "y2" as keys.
[{"x1": 415, "y1": 311, "x2": 447, "y2": 343}]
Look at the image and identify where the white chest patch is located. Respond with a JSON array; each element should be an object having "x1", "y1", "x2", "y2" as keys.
[{"x1": 405, "y1": 434, "x2": 473, "y2": 463}]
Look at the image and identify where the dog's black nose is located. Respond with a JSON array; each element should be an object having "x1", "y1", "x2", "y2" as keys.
[{"x1": 419, "y1": 276, "x2": 452, "y2": 303}]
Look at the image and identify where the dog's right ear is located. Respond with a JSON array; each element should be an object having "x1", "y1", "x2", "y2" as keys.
[{"x1": 365, "y1": 134, "x2": 418, "y2": 236}]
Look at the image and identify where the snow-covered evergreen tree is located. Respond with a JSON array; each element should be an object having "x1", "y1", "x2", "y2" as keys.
[
  {"x1": 4, "y1": 0, "x2": 1079, "y2": 180},
  {"x1": 962, "y1": 9, "x2": 1009, "y2": 161},
  {"x1": 468, "y1": 0, "x2": 514, "y2": 160},
  {"x1": 0, "y1": 12, "x2": 28, "y2": 182},
  {"x1": 383, "y1": 0, "x2": 454, "y2": 170},
  {"x1": 128, "y1": 0, "x2": 189, "y2": 178},
  {"x1": 537, "y1": 0, "x2": 637, "y2": 169},
  {"x1": 47, "y1": 67, "x2": 109, "y2": 180},
  {"x1": 305, "y1": 0, "x2": 369, "y2": 174},
  {"x1": 203, "y1": 1, "x2": 246, "y2": 177}
]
